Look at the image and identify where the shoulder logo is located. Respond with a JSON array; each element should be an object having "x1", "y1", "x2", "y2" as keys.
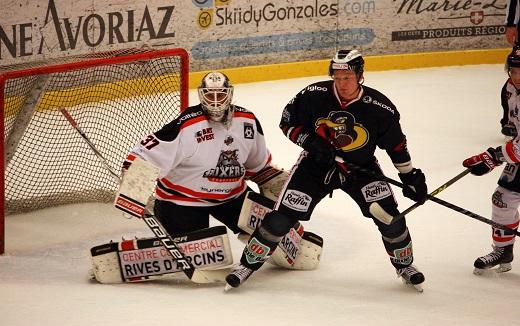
[{"x1": 244, "y1": 122, "x2": 254, "y2": 139}]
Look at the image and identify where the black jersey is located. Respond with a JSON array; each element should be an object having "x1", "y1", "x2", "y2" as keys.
[{"x1": 280, "y1": 80, "x2": 411, "y2": 167}]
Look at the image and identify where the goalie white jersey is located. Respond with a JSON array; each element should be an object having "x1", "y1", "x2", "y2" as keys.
[{"x1": 125, "y1": 104, "x2": 271, "y2": 207}]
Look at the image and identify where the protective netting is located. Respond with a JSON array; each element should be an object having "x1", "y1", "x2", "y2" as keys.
[{"x1": 1, "y1": 48, "x2": 188, "y2": 214}]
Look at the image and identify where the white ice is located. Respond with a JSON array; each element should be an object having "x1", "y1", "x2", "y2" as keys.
[{"x1": 3, "y1": 64, "x2": 520, "y2": 326}]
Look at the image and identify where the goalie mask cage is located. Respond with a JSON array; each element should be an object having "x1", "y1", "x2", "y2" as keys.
[{"x1": 0, "y1": 47, "x2": 189, "y2": 254}]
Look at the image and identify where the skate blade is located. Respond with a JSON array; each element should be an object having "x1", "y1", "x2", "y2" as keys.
[
  {"x1": 224, "y1": 283, "x2": 235, "y2": 292},
  {"x1": 400, "y1": 278, "x2": 424, "y2": 292},
  {"x1": 473, "y1": 263, "x2": 512, "y2": 276}
]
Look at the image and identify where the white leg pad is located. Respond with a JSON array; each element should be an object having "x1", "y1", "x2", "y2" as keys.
[
  {"x1": 90, "y1": 225, "x2": 233, "y2": 284},
  {"x1": 270, "y1": 230, "x2": 323, "y2": 270},
  {"x1": 238, "y1": 191, "x2": 324, "y2": 270}
]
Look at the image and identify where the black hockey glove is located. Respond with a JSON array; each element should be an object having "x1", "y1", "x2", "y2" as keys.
[
  {"x1": 462, "y1": 147, "x2": 503, "y2": 176},
  {"x1": 398, "y1": 168, "x2": 427, "y2": 204},
  {"x1": 303, "y1": 136, "x2": 336, "y2": 169}
]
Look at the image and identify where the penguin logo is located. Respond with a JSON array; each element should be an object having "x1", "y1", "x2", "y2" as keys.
[{"x1": 316, "y1": 111, "x2": 369, "y2": 151}]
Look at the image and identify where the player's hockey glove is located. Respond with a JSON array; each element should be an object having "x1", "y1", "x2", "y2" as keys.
[
  {"x1": 463, "y1": 147, "x2": 503, "y2": 176},
  {"x1": 501, "y1": 123, "x2": 517, "y2": 137},
  {"x1": 398, "y1": 168, "x2": 428, "y2": 204},
  {"x1": 303, "y1": 135, "x2": 336, "y2": 169}
]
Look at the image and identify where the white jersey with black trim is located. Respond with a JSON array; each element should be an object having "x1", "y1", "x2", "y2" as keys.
[{"x1": 125, "y1": 104, "x2": 271, "y2": 207}]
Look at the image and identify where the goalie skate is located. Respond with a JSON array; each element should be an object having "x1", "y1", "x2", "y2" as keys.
[
  {"x1": 396, "y1": 265, "x2": 425, "y2": 292},
  {"x1": 473, "y1": 245, "x2": 513, "y2": 275}
]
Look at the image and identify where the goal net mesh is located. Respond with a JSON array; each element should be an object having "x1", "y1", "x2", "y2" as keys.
[{"x1": 1, "y1": 48, "x2": 188, "y2": 215}]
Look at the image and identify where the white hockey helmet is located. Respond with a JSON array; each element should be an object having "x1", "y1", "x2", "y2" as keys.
[
  {"x1": 198, "y1": 71, "x2": 234, "y2": 123},
  {"x1": 329, "y1": 49, "x2": 365, "y2": 77}
]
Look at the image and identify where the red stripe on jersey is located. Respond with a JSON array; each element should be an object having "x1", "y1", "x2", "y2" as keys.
[
  {"x1": 180, "y1": 115, "x2": 207, "y2": 129},
  {"x1": 234, "y1": 111, "x2": 255, "y2": 120},
  {"x1": 156, "y1": 188, "x2": 204, "y2": 202},
  {"x1": 245, "y1": 154, "x2": 273, "y2": 178},
  {"x1": 126, "y1": 154, "x2": 137, "y2": 162},
  {"x1": 159, "y1": 178, "x2": 247, "y2": 200},
  {"x1": 289, "y1": 126, "x2": 304, "y2": 142},
  {"x1": 505, "y1": 142, "x2": 520, "y2": 163}
]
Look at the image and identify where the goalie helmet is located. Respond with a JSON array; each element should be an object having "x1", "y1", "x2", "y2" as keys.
[
  {"x1": 328, "y1": 49, "x2": 365, "y2": 77},
  {"x1": 198, "y1": 71, "x2": 234, "y2": 124},
  {"x1": 506, "y1": 45, "x2": 520, "y2": 71}
]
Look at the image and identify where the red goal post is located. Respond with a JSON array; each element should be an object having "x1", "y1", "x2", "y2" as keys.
[{"x1": 0, "y1": 48, "x2": 190, "y2": 254}]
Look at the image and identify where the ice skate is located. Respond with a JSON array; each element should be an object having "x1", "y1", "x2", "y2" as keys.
[
  {"x1": 473, "y1": 245, "x2": 513, "y2": 275},
  {"x1": 224, "y1": 264, "x2": 254, "y2": 291},
  {"x1": 396, "y1": 265, "x2": 425, "y2": 292}
]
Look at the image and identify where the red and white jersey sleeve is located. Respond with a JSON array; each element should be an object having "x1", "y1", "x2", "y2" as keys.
[{"x1": 125, "y1": 105, "x2": 271, "y2": 206}]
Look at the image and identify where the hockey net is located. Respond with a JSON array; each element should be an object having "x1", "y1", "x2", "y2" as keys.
[{"x1": 0, "y1": 47, "x2": 189, "y2": 254}]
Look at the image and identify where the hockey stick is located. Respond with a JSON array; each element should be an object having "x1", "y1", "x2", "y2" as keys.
[
  {"x1": 334, "y1": 156, "x2": 520, "y2": 236},
  {"x1": 373, "y1": 169, "x2": 471, "y2": 224},
  {"x1": 60, "y1": 108, "x2": 226, "y2": 283}
]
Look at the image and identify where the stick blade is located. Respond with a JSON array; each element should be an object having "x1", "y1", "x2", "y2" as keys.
[{"x1": 191, "y1": 268, "x2": 231, "y2": 283}]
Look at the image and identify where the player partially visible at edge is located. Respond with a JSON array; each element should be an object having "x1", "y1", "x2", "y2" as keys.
[{"x1": 463, "y1": 46, "x2": 520, "y2": 274}]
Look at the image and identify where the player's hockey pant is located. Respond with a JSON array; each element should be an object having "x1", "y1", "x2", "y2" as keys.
[{"x1": 153, "y1": 187, "x2": 253, "y2": 235}]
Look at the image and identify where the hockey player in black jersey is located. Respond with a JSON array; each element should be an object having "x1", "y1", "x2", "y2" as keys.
[
  {"x1": 226, "y1": 49, "x2": 428, "y2": 291},
  {"x1": 463, "y1": 46, "x2": 520, "y2": 274}
]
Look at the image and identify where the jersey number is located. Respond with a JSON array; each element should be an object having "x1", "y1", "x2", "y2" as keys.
[{"x1": 141, "y1": 135, "x2": 159, "y2": 150}]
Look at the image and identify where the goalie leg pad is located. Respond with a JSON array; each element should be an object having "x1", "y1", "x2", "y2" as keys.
[
  {"x1": 90, "y1": 225, "x2": 233, "y2": 284},
  {"x1": 237, "y1": 191, "x2": 324, "y2": 270},
  {"x1": 270, "y1": 230, "x2": 324, "y2": 270}
]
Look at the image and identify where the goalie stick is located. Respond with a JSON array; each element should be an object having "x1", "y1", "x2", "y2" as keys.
[
  {"x1": 334, "y1": 156, "x2": 520, "y2": 237},
  {"x1": 60, "y1": 108, "x2": 226, "y2": 283}
]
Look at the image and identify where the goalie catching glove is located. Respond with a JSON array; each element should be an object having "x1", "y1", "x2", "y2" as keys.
[{"x1": 249, "y1": 164, "x2": 288, "y2": 201}]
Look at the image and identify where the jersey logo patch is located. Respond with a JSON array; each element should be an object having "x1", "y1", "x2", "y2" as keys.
[
  {"x1": 195, "y1": 127, "x2": 214, "y2": 143},
  {"x1": 282, "y1": 190, "x2": 311, "y2": 212},
  {"x1": 244, "y1": 123, "x2": 254, "y2": 139},
  {"x1": 224, "y1": 136, "x2": 234, "y2": 145},
  {"x1": 316, "y1": 111, "x2": 369, "y2": 152},
  {"x1": 203, "y1": 150, "x2": 245, "y2": 182},
  {"x1": 361, "y1": 181, "x2": 391, "y2": 202}
]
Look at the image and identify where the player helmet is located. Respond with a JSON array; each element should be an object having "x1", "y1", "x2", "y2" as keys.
[
  {"x1": 506, "y1": 45, "x2": 520, "y2": 70},
  {"x1": 198, "y1": 71, "x2": 234, "y2": 123},
  {"x1": 328, "y1": 49, "x2": 365, "y2": 77}
]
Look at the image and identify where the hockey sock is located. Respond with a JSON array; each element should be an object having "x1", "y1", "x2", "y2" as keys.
[{"x1": 382, "y1": 228, "x2": 414, "y2": 268}]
